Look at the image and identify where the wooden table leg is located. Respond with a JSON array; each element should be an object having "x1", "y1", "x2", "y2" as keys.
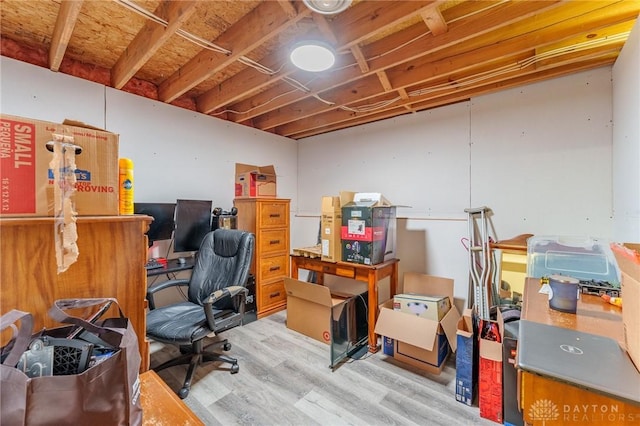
[
  {"x1": 291, "y1": 258, "x2": 299, "y2": 279},
  {"x1": 390, "y1": 261, "x2": 398, "y2": 297},
  {"x1": 367, "y1": 262, "x2": 397, "y2": 353},
  {"x1": 367, "y1": 270, "x2": 379, "y2": 353}
]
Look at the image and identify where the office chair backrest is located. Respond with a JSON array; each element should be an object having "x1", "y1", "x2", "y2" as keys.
[{"x1": 188, "y1": 229, "x2": 255, "y2": 306}]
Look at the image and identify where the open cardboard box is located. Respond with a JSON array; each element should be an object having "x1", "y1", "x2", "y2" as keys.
[
  {"x1": 234, "y1": 163, "x2": 276, "y2": 198},
  {"x1": 284, "y1": 277, "x2": 368, "y2": 368},
  {"x1": 374, "y1": 272, "x2": 460, "y2": 374},
  {"x1": 611, "y1": 242, "x2": 640, "y2": 372}
]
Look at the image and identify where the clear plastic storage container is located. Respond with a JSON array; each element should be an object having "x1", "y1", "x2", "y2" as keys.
[{"x1": 526, "y1": 235, "x2": 620, "y2": 283}]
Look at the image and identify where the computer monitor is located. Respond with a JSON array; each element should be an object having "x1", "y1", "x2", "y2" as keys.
[
  {"x1": 173, "y1": 199, "x2": 213, "y2": 253},
  {"x1": 133, "y1": 202, "x2": 176, "y2": 246}
]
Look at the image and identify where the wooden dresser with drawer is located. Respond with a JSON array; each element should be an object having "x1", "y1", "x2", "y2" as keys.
[{"x1": 234, "y1": 198, "x2": 290, "y2": 318}]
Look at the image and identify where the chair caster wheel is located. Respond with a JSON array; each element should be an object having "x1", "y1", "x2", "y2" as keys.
[
  {"x1": 230, "y1": 364, "x2": 239, "y2": 374},
  {"x1": 223, "y1": 342, "x2": 232, "y2": 351},
  {"x1": 178, "y1": 387, "x2": 190, "y2": 399}
]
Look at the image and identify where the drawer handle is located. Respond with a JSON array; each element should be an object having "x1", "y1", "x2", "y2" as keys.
[
  {"x1": 270, "y1": 291, "x2": 281, "y2": 298},
  {"x1": 269, "y1": 240, "x2": 280, "y2": 245},
  {"x1": 269, "y1": 213, "x2": 281, "y2": 218},
  {"x1": 269, "y1": 266, "x2": 281, "y2": 272}
]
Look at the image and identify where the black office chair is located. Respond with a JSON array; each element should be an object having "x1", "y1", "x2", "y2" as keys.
[{"x1": 146, "y1": 228, "x2": 255, "y2": 399}]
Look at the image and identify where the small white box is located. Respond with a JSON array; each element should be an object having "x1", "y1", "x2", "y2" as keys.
[{"x1": 393, "y1": 294, "x2": 451, "y2": 321}]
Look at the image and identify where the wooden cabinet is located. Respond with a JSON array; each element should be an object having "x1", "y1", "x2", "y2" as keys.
[
  {"x1": 234, "y1": 198, "x2": 290, "y2": 318},
  {"x1": 0, "y1": 215, "x2": 152, "y2": 371}
]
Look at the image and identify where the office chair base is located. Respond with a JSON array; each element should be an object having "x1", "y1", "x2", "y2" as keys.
[{"x1": 153, "y1": 340, "x2": 239, "y2": 399}]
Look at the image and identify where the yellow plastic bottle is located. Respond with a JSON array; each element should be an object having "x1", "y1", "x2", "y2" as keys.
[{"x1": 118, "y1": 158, "x2": 134, "y2": 215}]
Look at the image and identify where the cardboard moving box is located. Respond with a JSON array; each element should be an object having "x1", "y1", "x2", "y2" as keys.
[
  {"x1": 341, "y1": 192, "x2": 397, "y2": 265},
  {"x1": 0, "y1": 114, "x2": 119, "y2": 216},
  {"x1": 284, "y1": 277, "x2": 368, "y2": 368},
  {"x1": 611, "y1": 242, "x2": 640, "y2": 372},
  {"x1": 235, "y1": 163, "x2": 276, "y2": 198},
  {"x1": 374, "y1": 273, "x2": 460, "y2": 374}
]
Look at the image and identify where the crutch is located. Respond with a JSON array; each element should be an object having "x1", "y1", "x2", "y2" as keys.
[{"x1": 465, "y1": 206, "x2": 492, "y2": 320}]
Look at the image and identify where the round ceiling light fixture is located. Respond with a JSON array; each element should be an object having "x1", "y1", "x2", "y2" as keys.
[
  {"x1": 290, "y1": 41, "x2": 336, "y2": 72},
  {"x1": 302, "y1": 0, "x2": 352, "y2": 15}
]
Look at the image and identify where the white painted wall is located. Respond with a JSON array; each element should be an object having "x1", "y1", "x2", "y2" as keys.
[
  {"x1": 297, "y1": 66, "x2": 615, "y2": 310},
  {"x1": 104, "y1": 88, "x2": 298, "y2": 205},
  {"x1": 1, "y1": 57, "x2": 107, "y2": 127},
  {"x1": 612, "y1": 19, "x2": 640, "y2": 242},
  {"x1": 470, "y1": 71, "x2": 614, "y2": 238},
  {"x1": 0, "y1": 57, "x2": 298, "y2": 210},
  {"x1": 296, "y1": 102, "x2": 470, "y2": 217}
]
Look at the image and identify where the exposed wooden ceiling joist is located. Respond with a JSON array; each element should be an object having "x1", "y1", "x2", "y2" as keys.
[
  {"x1": 49, "y1": 0, "x2": 84, "y2": 71},
  {"x1": 228, "y1": 0, "x2": 565, "y2": 125},
  {"x1": 159, "y1": 1, "x2": 311, "y2": 103},
  {"x1": 112, "y1": 0, "x2": 198, "y2": 89},
  {"x1": 0, "y1": 0, "x2": 636, "y2": 140},
  {"x1": 251, "y1": 1, "x2": 638, "y2": 132}
]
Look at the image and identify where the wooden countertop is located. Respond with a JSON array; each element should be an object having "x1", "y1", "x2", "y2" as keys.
[
  {"x1": 521, "y1": 277, "x2": 624, "y2": 346},
  {"x1": 140, "y1": 370, "x2": 204, "y2": 426}
]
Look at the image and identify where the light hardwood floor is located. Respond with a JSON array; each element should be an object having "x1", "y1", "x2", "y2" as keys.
[{"x1": 149, "y1": 311, "x2": 496, "y2": 426}]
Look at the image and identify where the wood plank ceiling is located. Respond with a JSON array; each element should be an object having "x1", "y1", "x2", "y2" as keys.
[{"x1": 1, "y1": 1, "x2": 638, "y2": 140}]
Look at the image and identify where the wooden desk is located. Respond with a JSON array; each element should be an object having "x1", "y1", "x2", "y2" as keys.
[
  {"x1": 290, "y1": 256, "x2": 399, "y2": 353},
  {"x1": 140, "y1": 370, "x2": 203, "y2": 425},
  {"x1": 522, "y1": 277, "x2": 624, "y2": 345},
  {"x1": 520, "y1": 278, "x2": 640, "y2": 425},
  {"x1": 147, "y1": 258, "x2": 195, "y2": 277}
]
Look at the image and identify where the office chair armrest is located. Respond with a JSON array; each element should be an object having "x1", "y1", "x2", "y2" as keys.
[
  {"x1": 146, "y1": 279, "x2": 189, "y2": 310},
  {"x1": 204, "y1": 286, "x2": 248, "y2": 304},
  {"x1": 202, "y1": 286, "x2": 249, "y2": 329}
]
